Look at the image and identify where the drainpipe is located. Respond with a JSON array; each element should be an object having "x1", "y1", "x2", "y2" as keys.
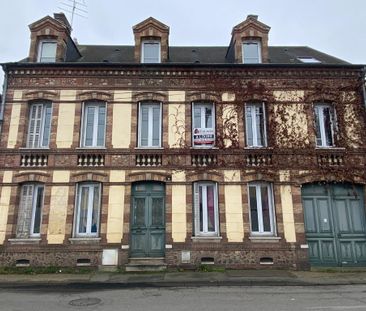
[{"x1": 0, "y1": 65, "x2": 8, "y2": 137}]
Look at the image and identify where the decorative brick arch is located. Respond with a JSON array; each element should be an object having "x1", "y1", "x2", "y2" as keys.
[
  {"x1": 241, "y1": 170, "x2": 277, "y2": 183},
  {"x1": 127, "y1": 171, "x2": 170, "y2": 183},
  {"x1": 133, "y1": 91, "x2": 168, "y2": 102},
  {"x1": 77, "y1": 91, "x2": 112, "y2": 102},
  {"x1": 186, "y1": 92, "x2": 221, "y2": 103},
  {"x1": 186, "y1": 170, "x2": 223, "y2": 183},
  {"x1": 24, "y1": 90, "x2": 59, "y2": 101},
  {"x1": 70, "y1": 171, "x2": 108, "y2": 183},
  {"x1": 295, "y1": 171, "x2": 366, "y2": 186},
  {"x1": 13, "y1": 172, "x2": 51, "y2": 184}
]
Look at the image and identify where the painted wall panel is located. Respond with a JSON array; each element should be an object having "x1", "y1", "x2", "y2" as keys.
[{"x1": 107, "y1": 186, "x2": 125, "y2": 243}]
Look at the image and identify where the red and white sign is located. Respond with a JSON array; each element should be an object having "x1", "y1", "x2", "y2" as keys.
[{"x1": 193, "y1": 128, "x2": 215, "y2": 146}]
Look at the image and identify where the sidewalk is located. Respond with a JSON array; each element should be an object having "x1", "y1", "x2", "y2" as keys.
[{"x1": 1, "y1": 269, "x2": 366, "y2": 288}]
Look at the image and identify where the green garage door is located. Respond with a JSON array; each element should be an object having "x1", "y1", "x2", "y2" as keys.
[{"x1": 302, "y1": 183, "x2": 366, "y2": 266}]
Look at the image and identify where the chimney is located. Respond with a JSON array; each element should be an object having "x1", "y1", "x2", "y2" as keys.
[
  {"x1": 54, "y1": 12, "x2": 72, "y2": 33},
  {"x1": 247, "y1": 14, "x2": 258, "y2": 20}
]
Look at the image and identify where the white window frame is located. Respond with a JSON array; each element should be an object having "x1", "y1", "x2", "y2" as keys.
[
  {"x1": 248, "y1": 182, "x2": 276, "y2": 236},
  {"x1": 74, "y1": 183, "x2": 101, "y2": 237},
  {"x1": 314, "y1": 103, "x2": 336, "y2": 148},
  {"x1": 26, "y1": 102, "x2": 52, "y2": 148},
  {"x1": 242, "y1": 40, "x2": 262, "y2": 64},
  {"x1": 37, "y1": 40, "x2": 57, "y2": 63},
  {"x1": 17, "y1": 183, "x2": 44, "y2": 238},
  {"x1": 80, "y1": 101, "x2": 107, "y2": 148},
  {"x1": 193, "y1": 182, "x2": 219, "y2": 237},
  {"x1": 138, "y1": 102, "x2": 162, "y2": 148},
  {"x1": 245, "y1": 102, "x2": 267, "y2": 147},
  {"x1": 192, "y1": 102, "x2": 215, "y2": 148},
  {"x1": 141, "y1": 40, "x2": 161, "y2": 63}
]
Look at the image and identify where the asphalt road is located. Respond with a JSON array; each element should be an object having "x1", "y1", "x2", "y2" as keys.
[{"x1": 1, "y1": 285, "x2": 366, "y2": 311}]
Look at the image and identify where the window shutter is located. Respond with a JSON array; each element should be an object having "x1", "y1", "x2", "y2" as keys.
[
  {"x1": 41, "y1": 103, "x2": 52, "y2": 147},
  {"x1": 84, "y1": 106, "x2": 95, "y2": 146},
  {"x1": 245, "y1": 106, "x2": 253, "y2": 146},
  {"x1": 152, "y1": 105, "x2": 160, "y2": 146},
  {"x1": 140, "y1": 105, "x2": 149, "y2": 146},
  {"x1": 96, "y1": 104, "x2": 106, "y2": 146},
  {"x1": 314, "y1": 106, "x2": 323, "y2": 146},
  {"x1": 193, "y1": 184, "x2": 200, "y2": 235},
  {"x1": 27, "y1": 104, "x2": 43, "y2": 148}
]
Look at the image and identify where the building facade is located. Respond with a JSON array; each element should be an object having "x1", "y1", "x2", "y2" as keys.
[{"x1": 0, "y1": 13, "x2": 365, "y2": 270}]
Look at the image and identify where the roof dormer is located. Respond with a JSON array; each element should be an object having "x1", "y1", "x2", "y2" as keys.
[
  {"x1": 230, "y1": 15, "x2": 270, "y2": 64},
  {"x1": 28, "y1": 13, "x2": 79, "y2": 63},
  {"x1": 133, "y1": 17, "x2": 170, "y2": 63}
]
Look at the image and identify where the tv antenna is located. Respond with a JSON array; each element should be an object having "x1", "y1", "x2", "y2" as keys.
[{"x1": 58, "y1": 0, "x2": 87, "y2": 27}]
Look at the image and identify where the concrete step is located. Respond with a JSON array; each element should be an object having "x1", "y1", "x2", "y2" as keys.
[{"x1": 126, "y1": 257, "x2": 167, "y2": 272}]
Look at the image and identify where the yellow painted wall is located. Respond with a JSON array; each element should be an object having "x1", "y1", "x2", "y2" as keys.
[
  {"x1": 279, "y1": 170, "x2": 296, "y2": 243},
  {"x1": 0, "y1": 171, "x2": 13, "y2": 244},
  {"x1": 109, "y1": 170, "x2": 126, "y2": 183},
  {"x1": 56, "y1": 90, "x2": 76, "y2": 148},
  {"x1": 273, "y1": 103, "x2": 309, "y2": 147},
  {"x1": 7, "y1": 90, "x2": 22, "y2": 147},
  {"x1": 222, "y1": 104, "x2": 238, "y2": 148},
  {"x1": 224, "y1": 170, "x2": 243, "y2": 242},
  {"x1": 168, "y1": 91, "x2": 185, "y2": 102},
  {"x1": 168, "y1": 103, "x2": 185, "y2": 148},
  {"x1": 107, "y1": 186, "x2": 125, "y2": 243},
  {"x1": 273, "y1": 90, "x2": 304, "y2": 102},
  {"x1": 225, "y1": 185, "x2": 244, "y2": 242},
  {"x1": 112, "y1": 103, "x2": 132, "y2": 148},
  {"x1": 344, "y1": 103, "x2": 361, "y2": 148},
  {"x1": 47, "y1": 170, "x2": 70, "y2": 244},
  {"x1": 171, "y1": 171, "x2": 186, "y2": 242},
  {"x1": 222, "y1": 92, "x2": 235, "y2": 102},
  {"x1": 114, "y1": 90, "x2": 132, "y2": 102}
]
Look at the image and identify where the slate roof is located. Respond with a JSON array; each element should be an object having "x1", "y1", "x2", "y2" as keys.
[{"x1": 75, "y1": 45, "x2": 349, "y2": 65}]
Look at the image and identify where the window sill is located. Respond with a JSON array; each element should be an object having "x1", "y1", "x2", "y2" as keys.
[
  {"x1": 135, "y1": 147, "x2": 164, "y2": 150},
  {"x1": 249, "y1": 236, "x2": 281, "y2": 243},
  {"x1": 190, "y1": 146, "x2": 218, "y2": 150},
  {"x1": 19, "y1": 147, "x2": 50, "y2": 150},
  {"x1": 8, "y1": 238, "x2": 41, "y2": 245},
  {"x1": 191, "y1": 236, "x2": 222, "y2": 243},
  {"x1": 315, "y1": 147, "x2": 345, "y2": 150},
  {"x1": 76, "y1": 147, "x2": 106, "y2": 150},
  {"x1": 244, "y1": 146, "x2": 272, "y2": 150},
  {"x1": 69, "y1": 237, "x2": 101, "y2": 245}
]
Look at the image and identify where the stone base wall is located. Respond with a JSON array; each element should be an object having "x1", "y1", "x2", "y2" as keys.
[{"x1": 0, "y1": 246, "x2": 309, "y2": 270}]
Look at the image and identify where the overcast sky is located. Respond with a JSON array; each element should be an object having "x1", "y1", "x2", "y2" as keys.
[{"x1": 1, "y1": 0, "x2": 366, "y2": 87}]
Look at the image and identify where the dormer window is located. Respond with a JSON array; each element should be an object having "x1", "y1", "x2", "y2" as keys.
[
  {"x1": 242, "y1": 41, "x2": 261, "y2": 63},
  {"x1": 141, "y1": 40, "x2": 161, "y2": 63},
  {"x1": 38, "y1": 40, "x2": 57, "y2": 62}
]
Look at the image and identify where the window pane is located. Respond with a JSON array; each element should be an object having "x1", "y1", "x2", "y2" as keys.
[
  {"x1": 255, "y1": 105, "x2": 264, "y2": 146},
  {"x1": 245, "y1": 106, "x2": 253, "y2": 146},
  {"x1": 194, "y1": 106, "x2": 201, "y2": 128},
  {"x1": 32, "y1": 187, "x2": 43, "y2": 235},
  {"x1": 199, "y1": 186, "x2": 203, "y2": 232},
  {"x1": 84, "y1": 106, "x2": 95, "y2": 146},
  {"x1": 41, "y1": 104, "x2": 52, "y2": 147},
  {"x1": 140, "y1": 106, "x2": 149, "y2": 146},
  {"x1": 91, "y1": 185, "x2": 100, "y2": 233},
  {"x1": 78, "y1": 187, "x2": 89, "y2": 233},
  {"x1": 97, "y1": 105, "x2": 106, "y2": 146},
  {"x1": 205, "y1": 107, "x2": 213, "y2": 128},
  {"x1": 207, "y1": 186, "x2": 215, "y2": 232},
  {"x1": 243, "y1": 43, "x2": 260, "y2": 63},
  {"x1": 40, "y1": 42, "x2": 57, "y2": 62},
  {"x1": 143, "y1": 42, "x2": 160, "y2": 63},
  {"x1": 16, "y1": 185, "x2": 34, "y2": 238},
  {"x1": 249, "y1": 186, "x2": 259, "y2": 232},
  {"x1": 314, "y1": 107, "x2": 322, "y2": 146},
  {"x1": 134, "y1": 198, "x2": 146, "y2": 226},
  {"x1": 261, "y1": 185, "x2": 271, "y2": 232},
  {"x1": 152, "y1": 197, "x2": 164, "y2": 226},
  {"x1": 152, "y1": 106, "x2": 160, "y2": 146},
  {"x1": 323, "y1": 107, "x2": 334, "y2": 146}
]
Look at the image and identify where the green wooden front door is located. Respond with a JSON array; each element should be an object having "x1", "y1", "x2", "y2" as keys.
[
  {"x1": 130, "y1": 182, "x2": 165, "y2": 258},
  {"x1": 302, "y1": 183, "x2": 366, "y2": 266}
]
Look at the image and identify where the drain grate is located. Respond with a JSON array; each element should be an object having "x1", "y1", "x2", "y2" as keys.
[{"x1": 69, "y1": 298, "x2": 101, "y2": 307}]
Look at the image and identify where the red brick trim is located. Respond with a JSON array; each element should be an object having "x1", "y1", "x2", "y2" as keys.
[
  {"x1": 13, "y1": 172, "x2": 51, "y2": 184},
  {"x1": 76, "y1": 91, "x2": 112, "y2": 102},
  {"x1": 70, "y1": 171, "x2": 108, "y2": 183},
  {"x1": 126, "y1": 171, "x2": 170, "y2": 182}
]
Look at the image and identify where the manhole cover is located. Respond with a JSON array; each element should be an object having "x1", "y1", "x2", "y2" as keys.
[{"x1": 69, "y1": 298, "x2": 101, "y2": 307}]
